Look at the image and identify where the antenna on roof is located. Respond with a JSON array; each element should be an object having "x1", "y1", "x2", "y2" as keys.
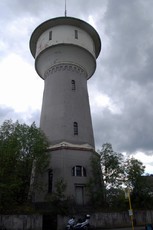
[{"x1": 65, "y1": 0, "x2": 67, "y2": 17}]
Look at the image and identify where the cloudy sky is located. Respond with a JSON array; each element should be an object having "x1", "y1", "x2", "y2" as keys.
[{"x1": 0, "y1": 0, "x2": 153, "y2": 173}]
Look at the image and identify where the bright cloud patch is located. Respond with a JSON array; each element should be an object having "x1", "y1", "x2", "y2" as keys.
[{"x1": 0, "y1": 53, "x2": 43, "y2": 112}]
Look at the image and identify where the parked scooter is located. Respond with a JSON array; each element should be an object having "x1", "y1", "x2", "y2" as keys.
[
  {"x1": 66, "y1": 214, "x2": 90, "y2": 230},
  {"x1": 66, "y1": 216, "x2": 75, "y2": 230}
]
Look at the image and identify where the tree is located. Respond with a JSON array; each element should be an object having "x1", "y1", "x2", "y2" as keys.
[
  {"x1": 87, "y1": 154, "x2": 105, "y2": 207},
  {"x1": 124, "y1": 157, "x2": 145, "y2": 189},
  {"x1": 0, "y1": 120, "x2": 49, "y2": 212},
  {"x1": 105, "y1": 187, "x2": 126, "y2": 210},
  {"x1": 123, "y1": 157, "x2": 151, "y2": 208},
  {"x1": 98, "y1": 143, "x2": 148, "y2": 210},
  {"x1": 99, "y1": 143, "x2": 125, "y2": 207},
  {"x1": 100, "y1": 143, "x2": 124, "y2": 189}
]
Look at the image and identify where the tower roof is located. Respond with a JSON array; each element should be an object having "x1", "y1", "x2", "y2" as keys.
[{"x1": 30, "y1": 16, "x2": 101, "y2": 59}]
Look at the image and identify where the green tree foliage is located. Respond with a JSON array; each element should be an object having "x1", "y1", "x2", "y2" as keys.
[
  {"x1": 0, "y1": 120, "x2": 49, "y2": 212},
  {"x1": 88, "y1": 143, "x2": 150, "y2": 210},
  {"x1": 124, "y1": 157, "x2": 145, "y2": 189},
  {"x1": 100, "y1": 143, "x2": 124, "y2": 189},
  {"x1": 124, "y1": 157, "x2": 153, "y2": 209},
  {"x1": 98, "y1": 143, "x2": 125, "y2": 208},
  {"x1": 87, "y1": 154, "x2": 105, "y2": 207},
  {"x1": 105, "y1": 187, "x2": 126, "y2": 210},
  {"x1": 45, "y1": 177, "x2": 70, "y2": 215}
]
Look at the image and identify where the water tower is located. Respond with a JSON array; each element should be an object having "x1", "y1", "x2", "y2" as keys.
[{"x1": 30, "y1": 16, "x2": 101, "y2": 205}]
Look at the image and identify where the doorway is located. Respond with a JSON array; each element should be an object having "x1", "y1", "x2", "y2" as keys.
[{"x1": 75, "y1": 185, "x2": 84, "y2": 205}]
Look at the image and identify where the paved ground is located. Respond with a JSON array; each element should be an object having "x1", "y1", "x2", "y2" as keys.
[{"x1": 98, "y1": 226, "x2": 145, "y2": 230}]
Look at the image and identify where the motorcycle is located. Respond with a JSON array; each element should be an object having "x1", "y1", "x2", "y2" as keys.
[{"x1": 66, "y1": 214, "x2": 90, "y2": 230}]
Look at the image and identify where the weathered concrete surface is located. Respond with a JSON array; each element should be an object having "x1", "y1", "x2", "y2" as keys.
[
  {"x1": 98, "y1": 227, "x2": 145, "y2": 230},
  {"x1": 0, "y1": 215, "x2": 42, "y2": 230},
  {"x1": 1, "y1": 211, "x2": 153, "y2": 230},
  {"x1": 58, "y1": 210, "x2": 153, "y2": 230}
]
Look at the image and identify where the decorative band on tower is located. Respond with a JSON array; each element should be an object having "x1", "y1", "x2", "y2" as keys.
[{"x1": 44, "y1": 64, "x2": 87, "y2": 79}]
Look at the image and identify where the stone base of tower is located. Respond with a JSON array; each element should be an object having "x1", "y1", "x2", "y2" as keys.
[{"x1": 32, "y1": 142, "x2": 98, "y2": 206}]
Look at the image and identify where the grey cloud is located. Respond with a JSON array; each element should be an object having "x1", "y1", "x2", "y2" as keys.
[
  {"x1": 0, "y1": 106, "x2": 40, "y2": 126},
  {"x1": 88, "y1": 0, "x2": 153, "y2": 156},
  {"x1": 0, "y1": 106, "x2": 14, "y2": 123},
  {"x1": 93, "y1": 100, "x2": 153, "y2": 154}
]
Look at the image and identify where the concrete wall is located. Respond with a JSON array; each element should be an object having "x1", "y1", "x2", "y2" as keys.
[
  {"x1": 58, "y1": 210, "x2": 153, "y2": 230},
  {"x1": 0, "y1": 215, "x2": 42, "y2": 230},
  {"x1": 1, "y1": 211, "x2": 153, "y2": 230},
  {"x1": 33, "y1": 149, "x2": 95, "y2": 204}
]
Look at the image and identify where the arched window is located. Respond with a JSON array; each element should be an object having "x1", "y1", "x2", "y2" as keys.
[
  {"x1": 48, "y1": 169, "x2": 53, "y2": 193},
  {"x1": 73, "y1": 122, "x2": 78, "y2": 135},
  {"x1": 71, "y1": 80, "x2": 76, "y2": 90},
  {"x1": 72, "y1": 166, "x2": 86, "y2": 177}
]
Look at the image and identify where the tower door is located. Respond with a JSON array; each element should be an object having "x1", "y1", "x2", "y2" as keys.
[{"x1": 75, "y1": 185, "x2": 84, "y2": 205}]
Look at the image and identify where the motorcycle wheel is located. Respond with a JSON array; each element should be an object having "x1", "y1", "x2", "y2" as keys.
[{"x1": 83, "y1": 226, "x2": 88, "y2": 230}]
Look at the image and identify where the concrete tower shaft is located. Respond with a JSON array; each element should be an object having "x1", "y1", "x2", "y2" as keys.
[{"x1": 30, "y1": 17, "x2": 101, "y2": 148}]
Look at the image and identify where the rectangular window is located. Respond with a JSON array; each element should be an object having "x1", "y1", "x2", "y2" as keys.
[
  {"x1": 72, "y1": 166, "x2": 86, "y2": 177},
  {"x1": 76, "y1": 166, "x2": 82, "y2": 176},
  {"x1": 75, "y1": 30, "x2": 78, "y2": 39},
  {"x1": 48, "y1": 169, "x2": 53, "y2": 193},
  {"x1": 49, "y1": 31, "x2": 52, "y2": 40},
  {"x1": 71, "y1": 80, "x2": 76, "y2": 90},
  {"x1": 74, "y1": 122, "x2": 78, "y2": 135}
]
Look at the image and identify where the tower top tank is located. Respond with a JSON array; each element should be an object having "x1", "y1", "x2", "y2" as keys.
[{"x1": 30, "y1": 16, "x2": 101, "y2": 59}]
